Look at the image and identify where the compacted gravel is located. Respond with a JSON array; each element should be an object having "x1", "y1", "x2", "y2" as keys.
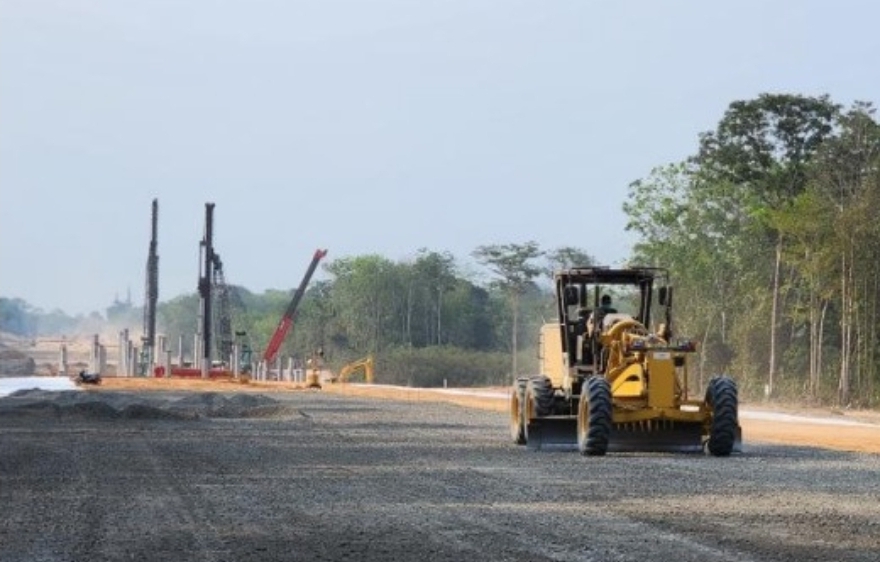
[{"x1": 1, "y1": 389, "x2": 879, "y2": 562}]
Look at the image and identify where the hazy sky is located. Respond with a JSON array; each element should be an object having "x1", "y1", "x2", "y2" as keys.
[{"x1": 2, "y1": 1, "x2": 878, "y2": 316}]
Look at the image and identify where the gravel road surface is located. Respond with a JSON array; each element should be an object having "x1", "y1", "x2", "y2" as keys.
[{"x1": 2, "y1": 389, "x2": 879, "y2": 561}]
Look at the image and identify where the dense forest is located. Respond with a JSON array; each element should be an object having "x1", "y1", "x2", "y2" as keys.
[{"x1": 3, "y1": 93, "x2": 879, "y2": 408}]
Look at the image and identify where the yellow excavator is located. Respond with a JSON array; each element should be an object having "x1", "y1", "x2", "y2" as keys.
[
  {"x1": 333, "y1": 355, "x2": 375, "y2": 384},
  {"x1": 509, "y1": 266, "x2": 741, "y2": 456}
]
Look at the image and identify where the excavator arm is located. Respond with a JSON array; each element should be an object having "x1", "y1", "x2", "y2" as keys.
[{"x1": 336, "y1": 356, "x2": 374, "y2": 383}]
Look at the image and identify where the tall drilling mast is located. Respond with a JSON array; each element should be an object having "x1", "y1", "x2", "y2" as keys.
[
  {"x1": 198, "y1": 203, "x2": 216, "y2": 379},
  {"x1": 141, "y1": 198, "x2": 159, "y2": 375},
  {"x1": 211, "y1": 251, "x2": 234, "y2": 365}
]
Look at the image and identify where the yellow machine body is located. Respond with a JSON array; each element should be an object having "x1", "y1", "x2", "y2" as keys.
[
  {"x1": 539, "y1": 322, "x2": 706, "y2": 427},
  {"x1": 333, "y1": 356, "x2": 375, "y2": 384}
]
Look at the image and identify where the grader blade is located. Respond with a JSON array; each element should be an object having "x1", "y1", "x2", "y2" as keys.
[
  {"x1": 608, "y1": 422, "x2": 705, "y2": 454},
  {"x1": 526, "y1": 417, "x2": 577, "y2": 451}
]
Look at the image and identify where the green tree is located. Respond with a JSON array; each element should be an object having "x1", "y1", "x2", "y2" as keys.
[
  {"x1": 411, "y1": 249, "x2": 457, "y2": 346},
  {"x1": 472, "y1": 241, "x2": 545, "y2": 378},
  {"x1": 441, "y1": 279, "x2": 496, "y2": 350},
  {"x1": 546, "y1": 246, "x2": 595, "y2": 272},
  {"x1": 325, "y1": 255, "x2": 403, "y2": 354}
]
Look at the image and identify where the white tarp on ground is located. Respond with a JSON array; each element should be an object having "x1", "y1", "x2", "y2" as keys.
[{"x1": 0, "y1": 376, "x2": 80, "y2": 398}]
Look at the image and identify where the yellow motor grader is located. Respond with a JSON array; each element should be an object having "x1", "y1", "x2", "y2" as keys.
[{"x1": 509, "y1": 267, "x2": 741, "y2": 456}]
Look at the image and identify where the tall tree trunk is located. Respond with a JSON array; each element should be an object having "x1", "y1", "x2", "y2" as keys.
[
  {"x1": 405, "y1": 283, "x2": 414, "y2": 346},
  {"x1": 511, "y1": 290, "x2": 520, "y2": 379},
  {"x1": 839, "y1": 246, "x2": 853, "y2": 406},
  {"x1": 768, "y1": 236, "x2": 783, "y2": 397},
  {"x1": 869, "y1": 274, "x2": 878, "y2": 404},
  {"x1": 809, "y1": 280, "x2": 819, "y2": 399},
  {"x1": 436, "y1": 290, "x2": 442, "y2": 346},
  {"x1": 818, "y1": 299, "x2": 828, "y2": 399},
  {"x1": 698, "y1": 311, "x2": 715, "y2": 391},
  {"x1": 855, "y1": 273, "x2": 865, "y2": 401}
]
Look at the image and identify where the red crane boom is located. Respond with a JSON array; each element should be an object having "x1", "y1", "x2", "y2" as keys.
[{"x1": 262, "y1": 249, "x2": 328, "y2": 364}]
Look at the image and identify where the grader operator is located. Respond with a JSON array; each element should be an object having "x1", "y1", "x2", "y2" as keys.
[{"x1": 509, "y1": 266, "x2": 740, "y2": 456}]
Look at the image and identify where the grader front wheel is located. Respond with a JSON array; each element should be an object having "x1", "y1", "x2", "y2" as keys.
[{"x1": 577, "y1": 376, "x2": 612, "y2": 456}]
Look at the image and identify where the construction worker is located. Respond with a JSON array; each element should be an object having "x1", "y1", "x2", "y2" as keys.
[{"x1": 599, "y1": 294, "x2": 617, "y2": 314}]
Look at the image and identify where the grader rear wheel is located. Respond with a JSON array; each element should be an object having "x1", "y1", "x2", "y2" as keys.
[
  {"x1": 706, "y1": 376, "x2": 738, "y2": 456},
  {"x1": 525, "y1": 376, "x2": 554, "y2": 416},
  {"x1": 509, "y1": 377, "x2": 529, "y2": 445},
  {"x1": 577, "y1": 376, "x2": 612, "y2": 456},
  {"x1": 523, "y1": 376, "x2": 554, "y2": 443}
]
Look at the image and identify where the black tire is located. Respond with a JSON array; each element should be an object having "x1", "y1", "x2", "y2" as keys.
[
  {"x1": 577, "y1": 376, "x2": 612, "y2": 456},
  {"x1": 525, "y1": 376, "x2": 554, "y2": 418},
  {"x1": 705, "y1": 376, "x2": 738, "y2": 456},
  {"x1": 509, "y1": 378, "x2": 528, "y2": 445},
  {"x1": 523, "y1": 376, "x2": 554, "y2": 442}
]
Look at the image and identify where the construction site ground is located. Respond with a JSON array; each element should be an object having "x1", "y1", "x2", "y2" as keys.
[
  {"x1": 102, "y1": 376, "x2": 880, "y2": 454},
  {"x1": 2, "y1": 377, "x2": 879, "y2": 561}
]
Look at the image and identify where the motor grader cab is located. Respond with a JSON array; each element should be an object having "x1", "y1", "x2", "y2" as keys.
[{"x1": 509, "y1": 266, "x2": 741, "y2": 456}]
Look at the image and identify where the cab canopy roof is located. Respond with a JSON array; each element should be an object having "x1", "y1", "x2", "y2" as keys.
[{"x1": 554, "y1": 266, "x2": 669, "y2": 284}]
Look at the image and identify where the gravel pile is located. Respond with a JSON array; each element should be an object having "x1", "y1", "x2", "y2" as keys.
[{"x1": 0, "y1": 389, "x2": 298, "y2": 420}]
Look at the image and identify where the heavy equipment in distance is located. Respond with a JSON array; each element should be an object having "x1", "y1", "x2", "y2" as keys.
[
  {"x1": 262, "y1": 249, "x2": 328, "y2": 365},
  {"x1": 331, "y1": 355, "x2": 375, "y2": 384},
  {"x1": 509, "y1": 266, "x2": 741, "y2": 456}
]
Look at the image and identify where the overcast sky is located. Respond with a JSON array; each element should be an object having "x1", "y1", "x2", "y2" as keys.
[{"x1": 2, "y1": 0, "x2": 878, "y2": 316}]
